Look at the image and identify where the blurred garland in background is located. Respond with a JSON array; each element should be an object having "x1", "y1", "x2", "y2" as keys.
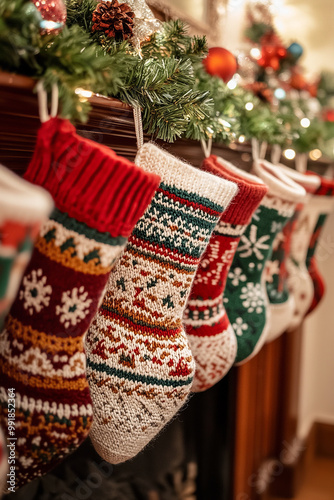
[{"x1": 0, "y1": 0, "x2": 333, "y2": 158}]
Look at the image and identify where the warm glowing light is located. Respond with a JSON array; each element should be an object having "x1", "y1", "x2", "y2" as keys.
[
  {"x1": 227, "y1": 78, "x2": 237, "y2": 90},
  {"x1": 238, "y1": 135, "x2": 246, "y2": 143},
  {"x1": 309, "y1": 149, "x2": 322, "y2": 161},
  {"x1": 274, "y1": 88, "x2": 286, "y2": 100},
  {"x1": 284, "y1": 148, "x2": 296, "y2": 160},
  {"x1": 75, "y1": 88, "x2": 93, "y2": 98},
  {"x1": 245, "y1": 102, "x2": 254, "y2": 111},
  {"x1": 250, "y1": 48, "x2": 261, "y2": 59},
  {"x1": 300, "y1": 118, "x2": 310, "y2": 128}
]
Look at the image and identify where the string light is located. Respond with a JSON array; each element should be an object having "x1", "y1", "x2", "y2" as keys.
[
  {"x1": 238, "y1": 135, "x2": 246, "y2": 143},
  {"x1": 309, "y1": 149, "x2": 322, "y2": 161},
  {"x1": 250, "y1": 48, "x2": 261, "y2": 59},
  {"x1": 245, "y1": 102, "x2": 254, "y2": 111},
  {"x1": 300, "y1": 118, "x2": 310, "y2": 128},
  {"x1": 227, "y1": 77, "x2": 238, "y2": 90},
  {"x1": 274, "y1": 88, "x2": 286, "y2": 100},
  {"x1": 75, "y1": 88, "x2": 93, "y2": 98},
  {"x1": 283, "y1": 148, "x2": 296, "y2": 160}
]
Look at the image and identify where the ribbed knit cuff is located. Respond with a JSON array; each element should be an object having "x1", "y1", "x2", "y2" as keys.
[
  {"x1": 252, "y1": 160, "x2": 306, "y2": 203},
  {"x1": 25, "y1": 118, "x2": 160, "y2": 237},
  {"x1": 202, "y1": 155, "x2": 268, "y2": 226},
  {"x1": 277, "y1": 164, "x2": 320, "y2": 193},
  {"x1": 24, "y1": 118, "x2": 77, "y2": 194},
  {"x1": 0, "y1": 164, "x2": 54, "y2": 225},
  {"x1": 135, "y1": 144, "x2": 238, "y2": 212},
  {"x1": 306, "y1": 172, "x2": 334, "y2": 197}
]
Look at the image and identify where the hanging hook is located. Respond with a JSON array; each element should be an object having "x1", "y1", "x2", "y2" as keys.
[
  {"x1": 133, "y1": 105, "x2": 144, "y2": 150},
  {"x1": 200, "y1": 137, "x2": 212, "y2": 159},
  {"x1": 271, "y1": 144, "x2": 282, "y2": 165},
  {"x1": 36, "y1": 81, "x2": 59, "y2": 123}
]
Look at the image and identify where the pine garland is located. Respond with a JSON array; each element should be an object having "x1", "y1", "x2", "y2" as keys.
[{"x1": 1, "y1": 0, "x2": 334, "y2": 153}]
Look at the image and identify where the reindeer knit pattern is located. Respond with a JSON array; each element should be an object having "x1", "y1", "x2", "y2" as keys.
[
  {"x1": 86, "y1": 144, "x2": 238, "y2": 464},
  {"x1": 0, "y1": 118, "x2": 160, "y2": 490}
]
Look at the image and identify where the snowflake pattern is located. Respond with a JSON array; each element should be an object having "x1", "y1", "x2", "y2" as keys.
[
  {"x1": 237, "y1": 225, "x2": 270, "y2": 260},
  {"x1": 265, "y1": 260, "x2": 280, "y2": 283},
  {"x1": 233, "y1": 317, "x2": 248, "y2": 336},
  {"x1": 19, "y1": 269, "x2": 52, "y2": 315},
  {"x1": 240, "y1": 282, "x2": 265, "y2": 313},
  {"x1": 228, "y1": 267, "x2": 247, "y2": 287},
  {"x1": 252, "y1": 208, "x2": 261, "y2": 222},
  {"x1": 56, "y1": 286, "x2": 92, "y2": 328},
  {"x1": 271, "y1": 221, "x2": 283, "y2": 234}
]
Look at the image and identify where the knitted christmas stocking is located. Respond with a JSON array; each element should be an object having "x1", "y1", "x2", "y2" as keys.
[
  {"x1": 225, "y1": 160, "x2": 305, "y2": 364},
  {"x1": 0, "y1": 165, "x2": 53, "y2": 329},
  {"x1": 287, "y1": 174, "x2": 334, "y2": 330},
  {"x1": 85, "y1": 143, "x2": 238, "y2": 464},
  {"x1": 305, "y1": 176, "x2": 334, "y2": 315},
  {"x1": 0, "y1": 118, "x2": 160, "y2": 490},
  {"x1": 183, "y1": 156, "x2": 267, "y2": 392},
  {"x1": 264, "y1": 165, "x2": 319, "y2": 342}
]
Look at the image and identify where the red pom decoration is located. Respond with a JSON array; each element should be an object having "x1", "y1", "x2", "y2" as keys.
[
  {"x1": 203, "y1": 47, "x2": 238, "y2": 83},
  {"x1": 257, "y1": 32, "x2": 287, "y2": 71},
  {"x1": 32, "y1": 0, "x2": 67, "y2": 34}
]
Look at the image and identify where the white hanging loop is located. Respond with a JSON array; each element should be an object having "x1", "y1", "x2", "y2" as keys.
[
  {"x1": 50, "y1": 84, "x2": 59, "y2": 118},
  {"x1": 259, "y1": 141, "x2": 268, "y2": 160},
  {"x1": 200, "y1": 137, "x2": 212, "y2": 158},
  {"x1": 251, "y1": 138, "x2": 260, "y2": 162},
  {"x1": 295, "y1": 153, "x2": 308, "y2": 173},
  {"x1": 133, "y1": 105, "x2": 144, "y2": 150},
  {"x1": 271, "y1": 144, "x2": 282, "y2": 165},
  {"x1": 36, "y1": 81, "x2": 59, "y2": 123}
]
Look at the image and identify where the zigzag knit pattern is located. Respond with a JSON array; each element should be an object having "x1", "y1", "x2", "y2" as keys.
[
  {"x1": 86, "y1": 143, "x2": 238, "y2": 464},
  {"x1": 0, "y1": 118, "x2": 160, "y2": 491}
]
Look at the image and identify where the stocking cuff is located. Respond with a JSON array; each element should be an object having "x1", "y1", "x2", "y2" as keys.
[
  {"x1": 25, "y1": 118, "x2": 160, "y2": 237},
  {"x1": 0, "y1": 164, "x2": 53, "y2": 225},
  {"x1": 306, "y1": 172, "x2": 334, "y2": 196},
  {"x1": 277, "y1": 164, "x2": 320, "y2": 193},
  {"x1": 202, "y1": 156, "x2": 268, "y2": 225},
  {"x1": 135, "y1": 144, "x2": 238, "y2": 213},
  {"x1": 252, "y1": 160, "x2": 306, "y2": 203}
]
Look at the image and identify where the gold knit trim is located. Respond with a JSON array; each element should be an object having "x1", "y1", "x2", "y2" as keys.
[
  {"x1": 1, "y1": 359, "x2": 89, "y2": 391},
  {"x1": 35, "y1": 237, "x2": 113, "y2": 275},
  {"x1": 5, "y1": 315, "x2": 83, "y2": 355}
]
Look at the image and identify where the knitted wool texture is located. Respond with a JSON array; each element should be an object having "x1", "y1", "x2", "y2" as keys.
[
  {"x1": 225, "y1": 160, "x2": 305, "y2": 364},
  {"x1": 184, "y1": 155, "x2": 267, "y2": 392},
  {"x1": 0, "y1": 165, "x2": 53, "y2": 329},
  {"x1": 85, "y1": 143, "x2": 238, "y2": 464},
  {"x1": 0, "y1": 118, "x2": 160, "y2": 490},
  {"x1": 287, "y1": 174, "x2": 334, "y2": 330},
  {"x1": 264, "y1": 165, "x2": 318, "y2": 342},
  {"x1": 306, "y1": 176, "x2": 334, "y2": 315}
]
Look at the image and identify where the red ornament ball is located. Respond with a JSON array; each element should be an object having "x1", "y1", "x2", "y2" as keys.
[
  {"x1": 32, "y1": 0, "x2": 67, "y2": 34},
  {"x1": 289, "y1": 72, "x2": 306, "y2": 91},
  {"x1": 324, "y1": 109, "x2": 334, "y2": 122},
  {"x1": 203, "y1": 47, "x2": 238, "y2": 83}
]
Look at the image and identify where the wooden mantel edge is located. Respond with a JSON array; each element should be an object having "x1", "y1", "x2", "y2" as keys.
[{"x1": 0, "y1": 71, "x2": 131, "y2": 111}]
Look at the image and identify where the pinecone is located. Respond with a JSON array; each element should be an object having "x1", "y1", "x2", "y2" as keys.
[{"x1": 92, "y1": 0, "x2": 135, "y2": 41}]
